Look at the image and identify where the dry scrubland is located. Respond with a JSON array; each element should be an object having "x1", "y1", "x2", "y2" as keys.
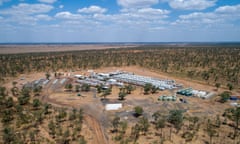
[
  {"x1": 0, "y1": 44, "x2": 137, "y2": 54},
  {"x1": 0, "y1": 44, "x2": 240, "y2": 144}
]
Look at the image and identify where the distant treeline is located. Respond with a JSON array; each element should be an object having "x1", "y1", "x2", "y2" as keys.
[{"x1": 0, "y1": 46, "x2": 240, "y2": 87}]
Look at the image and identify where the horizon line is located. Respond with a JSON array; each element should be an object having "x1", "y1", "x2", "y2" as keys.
[{"x1": 1, "y1": 41, "x2": 240, "y2": 45}]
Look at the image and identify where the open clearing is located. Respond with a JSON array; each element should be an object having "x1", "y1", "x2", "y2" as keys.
[
  {"x1": 0, "y1": 44, "x2": 137, "y2": 54},
  {"x1": 3, "y1": 66, "x2": 239, "y2": 144}
]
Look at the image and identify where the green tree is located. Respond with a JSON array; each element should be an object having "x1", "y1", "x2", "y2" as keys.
[
  {"x1": 119, "y1": 121, "x2": 128, "y2": 134},
  {"x1": 151, "y1": 86, "x2": 158, "y2": 94},
  {"x1": 168, "y1": 110, "x2": 183, "y2": 132},
  {"x1": 75, "y1": 85, "x2": 80, "y2": 92},
  {"x1": 65, "y1": 83, "x2": 73, "y2": 92},
  {"x1": 112, "y1": 116, "x2": 120, "y2": 133},
  {"x1": 101, "y1": 88, "x2": 111, "y2": 100},
  {"x1": 134, "y1": 106, "x2": 143, "y2": 117},
  {"x1": 206, "y1": 119, "x2": 216, "y2": 144},
  {"x1": 62, "y1": 129, "x2": 70, "y2": 144},
  {"x1": 32, "y1": 99, "x2": 41, "y2": 109},
  {"x1": 144, "y1": 83, "x2": 152, "y2": 94},
  {"x1": 152, "y1": 112, "x2": 167, "y2": 138},
  {"x1": 215, "y1": 83, "x2": 221, "y2": 91},
  {"x1": 156, "y1": 118, "x2": 165, "y2": 137},
  {"x1": 189, "y1": 116, "x2": 199, "y2": 128},
  {"x1": 118, "y1": 89, "x2": 127, "y2": 100},
  {"x1": 219, "y1": 91, "x2": 230, "y2": 103},
  {"x1": 187, "y1": 70, "x2": 195, "y2": 79},
  {"x1": 0, "y1": 86, "x2": 7, "y2": 97},
  {"x1": 69, "y1": 108, "x2": 77, "y2": 121},
  {"x1": 45, "y1": 72, "x2": 50, "y2": 80},
  {"x1": 227, "y1": 83, "x2": 233, "y2": 91},
  {"x1": 202, "y1": 71, "x2": 210, "y2": 81},
  {"x1": 35, "y1": 110, "x2": 44, "y2": 124},
  {"x1": 15, "y1": 104, "x2": 23, "y2": 113},
  {"x1": 125, "y1": 85, "x2": 134, "y2": 94},
  {"x1": 12, "y1": 81, "x2": 17, "y2": 87},
  {"x1": 2, "y1": 109, "x2": 14, "y2": 124},
  {"x1": 226, "y1": 107, "x2": 240, "y2": 138},
  {"x1": 18, "y1": 87, "x2": 31, "y2": 105},
  {"x1": 43, "y1": 103, "x2": 51, "y2": 115},
  {"x1": 56, "y1": 108, "x2": 67, "y2": 123},
  {"x1": 96, "y1": 85, "x2": 102, "y2": 93},
  {"x1": 33, "y1": 86, "x2": 42, "y2": 96},
  {"x1": 54, "y1": 72, "x2": 58, "y2": 78},
  {"x1": 17, "y1": 111, "x2": 29, "y2": 125},
  {"x1": 215, "y1": 115, "x2": 221, "y2": 128},
  {"x1": 77, "y1": 108, "x2": 84, "y2": 123},
  {"x1": 131, "y1": 124, "x2": 141, "y2": 143},
  {"x1": 139, "y1": 116, "x2": 150, "y2": 135},
  {"x1": 3, "y1": 127, "x2": 15, "y2": 144},
  {"x1": 48, "y1": 120, "x2": 56, "y2": 137},
  {"x1": 5, "y1": 97, "x2": 14, "y2": 108},
  {"x1": 231, "y1": 107, "x2": 240, "y2": 138},
  {"x1": 152, "y1": 111, "x2": 161, "y2": 122},
  {"x1": 81, "y1": 84, "x2": 90, "y2": 92},
  {"x1": 78, "y1": 136, "x2": 87, "y2": 144},
  {"x1": 29, "y1": 130, "x2": 37, "y2": 142}
]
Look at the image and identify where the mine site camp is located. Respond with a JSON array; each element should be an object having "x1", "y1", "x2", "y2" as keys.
[
  {"x1": 2, "y1": 59, "x2": 239, "y2": 143},
  {"x1": 1, "y1": 43, "x2": 240, "y2": 144},
  {"x1": 0, "y1": 0, "x2": 240, "y2": 143}
]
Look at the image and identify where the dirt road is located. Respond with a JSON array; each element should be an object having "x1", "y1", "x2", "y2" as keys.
[
  {"x1": 41, "y1": 92, "x2": 108, "y2": 144},
  {"x1": 85, "y1": 115, "x2": 108, "y2": 144}
]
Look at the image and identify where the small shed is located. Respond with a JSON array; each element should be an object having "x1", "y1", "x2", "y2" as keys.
[
  {"x1": 74, "y1": 75, "x2": 85, "y2": 79},
  {"x1": 158, "y1": 95, "x2": 176, "y2": 101},
  {"x1": 105, "y1": 103, "x2": 122, "y2": 111}
]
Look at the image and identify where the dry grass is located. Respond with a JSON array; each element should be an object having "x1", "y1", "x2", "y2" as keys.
[
  {"x1": 0, "y1": 44, "x2": 137, "y2": 54},
  {"x1": 3, "y1": 66, "x2": 239, "y2": 144}
]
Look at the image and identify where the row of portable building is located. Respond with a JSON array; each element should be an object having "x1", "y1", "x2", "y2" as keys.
[
  {"x1": 111, "y1": 73, "x2": 178, "y2": 90},
  {"x1": 74, "y1": 71, "x2": 178, "y2": 90},
  {"x1": 177, "y1": 88, "x2": 215, "y2": 99},
  {"x1": 25, "y1": 78, "x2": 50, "y2": 88},
  {"x1": 76, "y1": 78, "x2": 105, "y2": 87}
]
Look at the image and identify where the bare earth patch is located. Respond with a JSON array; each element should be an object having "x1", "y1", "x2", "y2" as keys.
[
  {"x1": 3, "y1": 66, "x2": 239, "y2": 144},
  {"x1": 0, "y1": 44, "x2": 137, "y2": 54}
]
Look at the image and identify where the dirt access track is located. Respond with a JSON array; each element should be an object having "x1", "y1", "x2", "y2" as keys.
[
  {"x1": 3, "y1": 66, "x2": 238, "y2": 144},
  {"x1": 85, "y1": 115, "x2": 108, "y2": 144},
  {"x1": 3, "y1": 73, "x2": 108, "y2": 144},
  {"x1": 41, "y1": 91, "x2": 108, "y2": 144},
  {"x1": 41, "y1": 95, "x2": 108, "y2": 144}
]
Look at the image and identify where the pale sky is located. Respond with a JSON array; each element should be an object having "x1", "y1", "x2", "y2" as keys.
[{"x1": 0, "y1": 0, "x2": 239, "y2": 42}]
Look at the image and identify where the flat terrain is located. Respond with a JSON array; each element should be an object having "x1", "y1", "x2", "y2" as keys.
[
  {"x1": 3, "y1": 66, "x2": 239, "y2": 144},
  {"x1": 1, "y1": 44, "x2": 239, "y2": 143},
  {"x1": 0, "y1": 44, "x2": 137, "y2": 54}
]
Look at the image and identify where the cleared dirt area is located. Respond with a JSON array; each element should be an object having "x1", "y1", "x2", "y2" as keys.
[
  {"x1": 0, "y1": 44, "x2": 137, "y2": 54},
  {"x1": 3, "y1": 66, "x2": 239, "y2": 144},
  {"x1": 91, "y1": 66, "x2": 217, "y2": 92},
  {"x1": 85, "y1": 115, "x2": 108, "y2": 144}
]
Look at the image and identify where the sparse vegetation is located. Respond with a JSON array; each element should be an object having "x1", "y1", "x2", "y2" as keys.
[
  {"x1": 0, "y1": 85, "x2": 86, "y2": 143},
  {"x1": 134, "y1": 106, "x2": 143, "y2": 117},
  {"x1": 118, "y1": 88, "x2": 127, "y2": 100},
  {"x1": 65, "y1": 83, "x2": 73, "y2": 91},
  {"x1": 1, "y1": 45, "x2": 240, "y2": 144},
  {"x1": 1, "y1": 46, "x2": 239, "y2": 89},
  {"x1": 168, "y1": 110, "x2": 183, "y2": 132},
  {"x1": 81, "y1": 83, "x2": 90, "y2": 92},
  {"x1": 219, "y1": 91, "x2": 231, "y2": 103}
]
